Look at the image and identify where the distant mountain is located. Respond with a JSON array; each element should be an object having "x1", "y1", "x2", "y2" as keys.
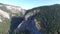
[{"x1": 0, "y1": 3, "x2": 25, "y2": 34}]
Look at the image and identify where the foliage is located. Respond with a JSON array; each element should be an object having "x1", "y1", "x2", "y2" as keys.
[
  {"x1": 13, "y1": 29, "x2": 30, "y2": 34},
  {"x1": 35, "y1": 4, "x2": 60, "y2": 34}
]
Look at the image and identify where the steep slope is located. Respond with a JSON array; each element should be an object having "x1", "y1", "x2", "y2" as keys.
[
  {"x1": 15, "y1": 4, "x2": 60, "y2": 34},
  {"x1": 31, "y1": 4, "x2": 60, "y2": 34},
  {"x1": 0, "y1": 3, "x2": 25, "y2": 34}
]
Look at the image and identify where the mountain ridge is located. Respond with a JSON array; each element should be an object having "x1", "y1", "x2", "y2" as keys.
[{"x1": 0, "y1": 3, "x2": 60, "y2": 34}]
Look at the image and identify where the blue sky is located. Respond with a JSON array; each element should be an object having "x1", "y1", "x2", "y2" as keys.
[{"x1": 0, "y1": 0, "x2": 60, "y2": 9}]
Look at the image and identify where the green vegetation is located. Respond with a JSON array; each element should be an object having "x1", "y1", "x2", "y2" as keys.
[
  {"x1": 35, "y1": 4, "x2": 60, "y2": 34},
  {"x1": 0, "y1": 19, "x2": 10, "y2": 34},
  {"x1": 13, "y1": 4, "x2": 60, "y2": 34}
]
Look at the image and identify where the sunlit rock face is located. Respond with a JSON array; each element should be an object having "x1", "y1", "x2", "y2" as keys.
[
  {"x1": 0, "y1": 3, "x2": 26, "y2": 34},
  {"x1": 0, "y1": 19, "x2": 2, "y2": 22},
  {"x1": 0, "y1": 9, "x2": 10, "y2": 19}
]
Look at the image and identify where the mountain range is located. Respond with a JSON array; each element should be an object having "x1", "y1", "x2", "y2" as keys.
[{"x1": 0, "y1": 3, "x2": 60, "y2": 34}]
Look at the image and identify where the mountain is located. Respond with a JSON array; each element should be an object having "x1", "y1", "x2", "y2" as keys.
[
  {"x1": 26, "y1": 4, "x2": 60, "y2": 34},
  {"x1": 0, "y1": 3, "x2": 60, "y2": 34},
  {"x1": 0, "y1": 3, "x2": 25, "y2": 34},
  {"x1": 14, "y1": 4, "x2": 60, "y2": 34}
]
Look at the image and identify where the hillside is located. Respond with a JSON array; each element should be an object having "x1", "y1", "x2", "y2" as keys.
[
  {"x1": 15, "y1": 4, "x2": 60, "y2": 34},
  {"x1": 26, "y1": 4, "x2": 60, "y2": 34},
  {"x1": 0, "y1": 3, "x2": 25, "y2": 34}
]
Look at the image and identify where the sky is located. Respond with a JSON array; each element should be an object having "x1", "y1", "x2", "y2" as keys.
[{"x1": 0, "y1": 0, "x2": 60, "y2": 10}]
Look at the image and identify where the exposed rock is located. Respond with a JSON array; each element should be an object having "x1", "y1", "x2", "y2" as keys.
[
  {"x1": 0, "y1": 19, "x2": 2, "y2": 22},
  {"x1": 0, "y1": 9, "x2": 10, "y2": 19},
  {"x1": 0, "y1": 3, "x2": 25, "y2": 34}
]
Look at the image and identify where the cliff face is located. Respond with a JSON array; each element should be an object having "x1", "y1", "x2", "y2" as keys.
[{"x1": 0, "y1": 3, "x2": 25, "y2": 34}]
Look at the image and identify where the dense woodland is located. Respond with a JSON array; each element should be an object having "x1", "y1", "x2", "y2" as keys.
[
  {"x1": 35, "y1": 4, "x2": 60, "y2": 34},
  {"x1": 17, "y1": 4, "x2": 60, "y2": 34}
]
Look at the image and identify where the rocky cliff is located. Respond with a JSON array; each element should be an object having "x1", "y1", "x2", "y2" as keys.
[{"x1": 0, "y1": 3, "x2": 25, "y2": 34}]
